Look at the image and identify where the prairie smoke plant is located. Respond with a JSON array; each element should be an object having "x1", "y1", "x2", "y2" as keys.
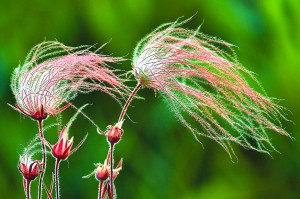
[
  {"x1": 94, "y1": 121, "x2": 124, "y2": 199},
  {"x1": 50, "y1": 130, "x2": 87, "y2": 199},
  {"x1": 105, "y1": 121, "x2": 124, "y2": 144},
  {"x1": 100, "y1": 159, "x2": 122, "y2": 199},
  {"x1": 42, "y1": 106, "x2": 88, "y2": 199},
  {"x1": 18, "y1": 158, "x2": 42, "y2": 181},
  {"x1": 10, "y1": 41, "x2": 129, "y2": 198},
  {"x1": 18, "y1": 139, "x2": 43, "y2": 199},
  {"x1": 11, "y1": 41, "x2": 128, "y2": 121},
  {"x1": 83, "y1": 153, "x2": 123, "y2": 199},
  {"x1": 131, "y1": 20, "x2": 290, "y2": 158},
  {"x1": 44, "y1": 127, "x2": 88, "y2": 161},
  {"x1": 10, "y1": 19, "x2": 292, "y2": 199},
  {"x1": 18, "y1": 156, "x2": 43, "y2": 199}
]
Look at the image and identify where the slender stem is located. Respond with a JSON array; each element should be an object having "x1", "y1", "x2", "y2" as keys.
[
  {"x1": 55, "y1": 159, "x2": 61, "y2": 199},
  {"x1": 118, "y1": 82, "x2": 142, "y2": 122},
  {"x1": 38, "y1": 119, "x2": 46, "y2": 199},
  {"x1": 26, "y1": 180, "x2": 31, "y2": 199},
  {"x1": 107, "y1": 81, "x2": 141, "y2": 199},
  {"x1": 98, "y1": 180, "x2": 103, "y2": 199},
  {"x1": 109, "y1": 143, "x2": 115, "y2": 199}
]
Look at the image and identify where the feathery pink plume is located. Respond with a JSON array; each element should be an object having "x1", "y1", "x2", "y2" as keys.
[
  {"x1": 132, "y1": 19, "x2": 290, "y2": 158},
  {"x1": 11, "y1": 41, "x2": 129, "y2": 120}
]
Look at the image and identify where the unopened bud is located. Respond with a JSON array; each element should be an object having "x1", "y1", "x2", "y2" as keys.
[
  {"x1": 96, "y1": 165, "x2": 109, "y2": 181},
  {"x1": 18, "y1": 158, "x2": 43, "y2": 181},
  {"x1": 52, "y1": 128, "x2": 74, "y2": 160},
  {"x1": 106, "y1": 121, "x2": 124, "y2": 144}
]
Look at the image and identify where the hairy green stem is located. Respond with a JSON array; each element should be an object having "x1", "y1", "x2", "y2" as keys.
[
  {"x1": 118, "y1": 82, "x2": 142, "y2": 122},
  {"x1": 38, "y1": 120, "x2": 46, "y2": 199},
  {"x1": 107, "y1": 82, "x2": 142, "y2": 198},
  {"x1": 26, "y1": 180, "x2": 31, "y2": 199},
  {"x1": 55, "y1": 159, "x2": 61, "y2": 199},
  {"x1": 98, "y1": 180, "x2": 103, "y2": 199},
  {"x1": 109, "y1": 143, "x2": 115, "y2": 198}
]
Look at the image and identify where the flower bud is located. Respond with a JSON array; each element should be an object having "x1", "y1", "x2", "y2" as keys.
[
  {"x1": 106, "y1": 121, "x2": 124, "y2": 144},
  {"x1": 95, "y1": 165, "x2": 109, "y2": 181},
  {"x1": 52, "y1": 128, "x2": 74, "y2": 160},
  {"x1": 18, "y1": 158, "x2": 43, "y2": 181},
  {"x1": 83, "y1": 154, "x2": 122, "y2": 183}
]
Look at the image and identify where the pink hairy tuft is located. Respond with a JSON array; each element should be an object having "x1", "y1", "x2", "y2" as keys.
[
  {"x1": 11, "y1": 41, "x2": 129, "y2": 120},
  {"x1": 132, "y1": 19, "x2": 290, "y2": 158}
]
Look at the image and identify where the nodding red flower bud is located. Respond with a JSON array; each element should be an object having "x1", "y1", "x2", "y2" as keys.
[
  {"x1": 83, "y1": 154, "x2": 123, "y2": 182},
  {"x1": 42, "y1": 123, "x2": 88, "y2": 161},
  {"x1": 95, "y1": 157, "x2": 122, "y2": 182},
  {"x1": 95, "y1": 160, "x2": 110, "y2": 181},
  {"x1": 96, "y1": 166, "x2": 109, "y2": 181},
  {"x1": 106, "y1": 121, "x2": 124, "y2": 144},
  {"x1": 18, "y1": 158, "x2": 43, "y2": 181},
  {"x1": 52, "y1": 128, "x2": 74, "y2": 160}
]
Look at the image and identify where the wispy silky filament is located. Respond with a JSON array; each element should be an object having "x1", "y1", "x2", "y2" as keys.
[
  {"x1": 132, "y1": 19, "x2": 289, "y2": 157},
  {"x1": 11, "y1": 41, "x2": 128, "y2": 120}
]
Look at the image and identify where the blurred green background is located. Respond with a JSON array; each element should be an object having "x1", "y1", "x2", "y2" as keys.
[{"x1": 0, "y1": 0, "x2": 299, "y2": 198}]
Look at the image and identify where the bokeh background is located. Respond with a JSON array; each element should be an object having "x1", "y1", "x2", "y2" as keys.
[{"x1": 0, "y1": 0, "x2": 299, "y2": 198}]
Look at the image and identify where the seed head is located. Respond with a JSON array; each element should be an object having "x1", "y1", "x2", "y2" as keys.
[
  {"x1": 132, "y1": 19, "x2": 290, "y2": 157},
  {"x1": 11, "y1": 41, "x2": 129, "y2": 121}
]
